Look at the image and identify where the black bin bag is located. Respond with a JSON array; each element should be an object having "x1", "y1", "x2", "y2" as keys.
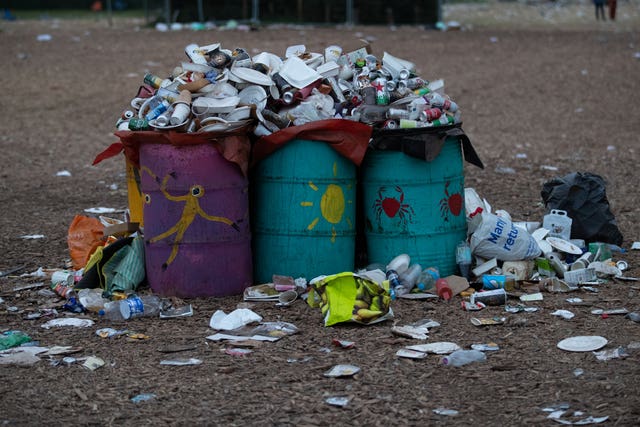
[{"x1": 541, "y1": 172, "x2": 623, "y2": 246}]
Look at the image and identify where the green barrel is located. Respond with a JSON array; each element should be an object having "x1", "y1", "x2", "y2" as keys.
[
  {"x1": 361, "y1": 136, "x2": 467, "y2": 276},
  {"x1": 252, "y1": 140, "x2": 357, "y2": 283}
]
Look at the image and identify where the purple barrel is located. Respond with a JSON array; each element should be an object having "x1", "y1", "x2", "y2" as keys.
[{"x1": 139, "y1": 142, "x2": 252, "y2": 298}]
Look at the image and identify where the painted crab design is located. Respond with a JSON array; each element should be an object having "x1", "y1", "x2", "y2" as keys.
[
  {"x1": 373, "y1": 185, "x2": 414, "y2": 226},
  {"x1": 439, "y1": 181, "x2": 463, "y2": 222}
]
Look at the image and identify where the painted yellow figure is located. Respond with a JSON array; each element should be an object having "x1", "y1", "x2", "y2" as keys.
[
  {"x1": 141, "y1": 167, "x2": 239, "y2": 269},
  {"x1": 301, "y1": 161, "x2": 352, "y2": 243}
]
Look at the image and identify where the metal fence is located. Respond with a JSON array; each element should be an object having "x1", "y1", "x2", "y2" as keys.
[{"x1": 4, "y1": 0, "x2": 441, "y2": 25}]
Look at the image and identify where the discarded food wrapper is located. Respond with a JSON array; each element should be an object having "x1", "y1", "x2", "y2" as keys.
[
  {"x1": 206, "y1": 321, "x2": 298, "y2": 343},
  {"x1": 209, "y1": 308, "x2": 262, "y2": 330},
  {"x1": 626, "y1": 312, "x2": 640, "y2": 323},
  {"x1": 461, "y1": 301, "x2": 486, "y2": 311},
  {"x1": 41, "y1": 318, "x2": 95, "y2": 329},
  {"x1": 591, "y1": 308, "x2": 628, "y2": 316},
  {"x1": 40, "y1": 346, "x2": 83, "y2": 356},
  {"x1": 224, "y1": 348, "x2": 253, "y2": 357},
  {"x1": 324, "y1": 364, "x2": 360, "y2": 378},
  {"x1": 96, "y1": 328, "x2": 128, "y2": 338},
  {"x1": 471, "y1": 343, "x2": 500, "y2": 351},
  {"x1": 160, "y1": 304, "x2": 193, "y2": 319},
  {"x1": 520, "y1": 292, "x2": 543, "y2": 302},
  {"x1": 471, "y1": 317, "x2": 506, "y2": 327},
  {"x1": 243, "y1": 283, "x2": 281, "y2": 301},
  {"x1": 391, "y1": 325, "x2": 429, "y2": 340},
  {"x1": 131, "y1": 393, "x2": 157, "y2": 403},
  {"x1": 405, "y1": 342, "x2": 461, "y2": 355},
  {"x1": 557, "y1": 336, "x2": 608, "y2": 352},
  {"x1": 433, "y1": 408, "x2": 459, "y2": 416},
  {"x1": 552, "y1": 309, "x2": 575, "y2": 320},
  {"x1": 544, "y1": 406, "x2": 609, "y2": 425},
  {"x1": 505, "y1": 304, "x2": 539, "y2": 313},
  {"x1": 325, "y1": 396, "x2": 351, "y2": 408},
  {"x1": 593, "y1": 346, "x2": 628, "y2": 361},
  {"x1": 160, "y1": 358, "x2": 203, "y2": 366},
  {"x1": 0, "y1": 352, "x2": 41, "y2": 366},
  {"x1": 206, "y1": 333, "x2": 277, "y2": 343},
  {"x1": 332, "y1": 339, "x2": 355, "y2": 349},
  {"x1": 396, "y1": 348, "x2": 427, "y2": 359},
  {"x1": 307, "y1": 272, "x2": 392, "y2": 326},
  {"x1": 82, "y1": 356, "x2": 105, "y2": 371}
]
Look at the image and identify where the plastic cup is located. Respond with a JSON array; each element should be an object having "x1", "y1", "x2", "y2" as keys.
[
  {"x1": 51, "y1": 270, "x2": 74, "y2": 286},
  {"x1": 170, "y1": 102, "x2": 190, "y2": 125}
]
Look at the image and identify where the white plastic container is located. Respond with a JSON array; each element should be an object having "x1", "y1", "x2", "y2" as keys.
[{"x1": 543, "y1": 209, "x2": 572, "y2": 240}]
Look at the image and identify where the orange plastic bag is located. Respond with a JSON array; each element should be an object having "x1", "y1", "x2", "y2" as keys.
[{"x1": 67, "y1": 215, "x2": 105, "y2": 270}]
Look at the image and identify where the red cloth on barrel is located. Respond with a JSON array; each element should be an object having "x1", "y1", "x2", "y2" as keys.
[
  {"x1": 251, "y1": 119, "x2": 373, "y2": 167},
  {"x1": 93, "y1": 126, "x2": 252, "y2": 177}
]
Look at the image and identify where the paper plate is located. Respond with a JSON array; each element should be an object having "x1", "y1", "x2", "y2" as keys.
[
  {"x1": 229, "y1": 66, "x2": 274, "y2": 87},
  {"x1": 546, "y1": 237, "x2": 583, "y2": 255},
  {"x1": 405, "y1": 342, "x2": 461, "y2": 355},
  {"x1": 198, "y1": 119, "x2": 252, "y2": 133},
  {"x1": 238, "y1": 85, "x2": 268, "y2": 110},
  {"x1": 278, "y1": 56, "x2": 322, "y2": 89},
  {"x1": 192, "y1": 95, "x2": 240, "y2": 115},
  {"x1": 223, "y1": 106, "x2": 252, "y2": 121},
  {"x1": 557, "y1": 335, "x2": 608, "y2": 352}
]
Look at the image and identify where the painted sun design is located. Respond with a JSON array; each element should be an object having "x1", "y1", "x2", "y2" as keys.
[{"x1": 300, "y1": 161, "x2": 353, "y2": 243}]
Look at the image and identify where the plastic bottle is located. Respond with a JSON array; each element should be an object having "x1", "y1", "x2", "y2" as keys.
[
  {"x1": 99, "y1": 301, "x2": 125, "y2": 321},
  {"x1": 78, "y1": 288, "x2": 108, "y2": 313},
  {"x1": 386, "y1": 269, "x2": 402, "y2": 300},
  {"x1": 399, "y1": 263, "x2": 422, "y2": 290},
  {"x1": 416, "y1": 267, "x2": 439, "y2": 292},
  {"x1": 119, "y1": 295, "x2": 162, "y2": 319},
  {"x1": 145, "y1": 99, "x2": 170, "y2": 121},
  {"x1": 441, "y1": 349, "x2": 487, "y2": 367},
  {"x1": 386, "y1": 254, "x2": 410, "y2": 275},
  {"x1": 456, "y1": 241, "x2": 473, "y2": 280},
  {"x1": 435, "y1": 278, "x2": 453, "y2": 301}
]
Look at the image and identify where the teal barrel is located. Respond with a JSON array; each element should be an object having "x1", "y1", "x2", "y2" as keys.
[
  {"x1": 251, "y1": 139, "x2": 357, "y2": 283},
  {"x1": 361, "y1": 134, "x2": 467, "y2": 277}
]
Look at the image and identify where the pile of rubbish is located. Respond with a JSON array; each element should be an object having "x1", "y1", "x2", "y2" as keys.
[{"x1": 115, "y1": 41, "x2": 461, "y2": 135}]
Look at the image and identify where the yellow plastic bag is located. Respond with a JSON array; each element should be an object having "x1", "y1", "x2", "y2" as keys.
[{"x1": 307, "y1": 272, "x2": 392, "y2": 326}]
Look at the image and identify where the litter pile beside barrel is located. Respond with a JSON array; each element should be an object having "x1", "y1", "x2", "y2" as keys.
[{"x1": 97, "y1": 40, "x2": 480, "y2": 299}]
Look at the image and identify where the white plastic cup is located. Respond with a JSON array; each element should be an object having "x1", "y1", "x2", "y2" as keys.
[
  {"x1": 51, "y1": 270, "x2": 74, "y2": 286},
  {"x1": 170, "y1": 102, "x2": 190, "y2": 125}
]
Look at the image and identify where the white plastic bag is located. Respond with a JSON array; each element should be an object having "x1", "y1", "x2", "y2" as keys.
[{"x1": 470, "y1": 212, "x2": 541, "y2": 261}]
